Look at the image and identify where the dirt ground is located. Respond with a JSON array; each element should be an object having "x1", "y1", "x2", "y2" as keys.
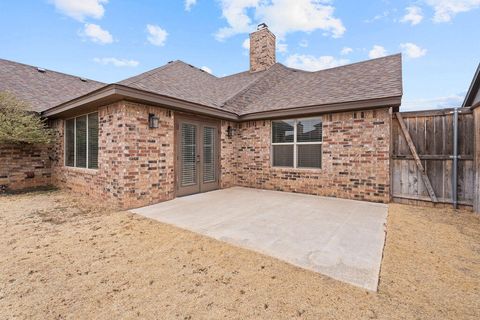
[{"x1": 0, "y1": 190, "x2": 479, "y2": 319}]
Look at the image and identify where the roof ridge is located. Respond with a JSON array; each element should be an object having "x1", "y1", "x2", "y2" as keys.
[
  {"x1": 119, "y1": 60, "x2": 182, "y2": 86},
  {"x1": 0, "y1": 57, "x2": 104, "y2": 84},
  {"x1": 218, "y1": 69, "x2": 255, "y2": 80},
  {"x1": 301, "y1": 53, "x2": 403, "y2": 74},
  {"x1": 220, "y1": 64, "x2": 287, "y2": 106}
]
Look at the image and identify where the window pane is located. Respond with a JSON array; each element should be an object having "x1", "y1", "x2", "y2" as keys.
[
  {"x1": 75, "y1": 115, "x2": 87, "y2": 168},
  {"x1": 88, "y1": 113, "x2": 99, "y2": 169},
  {"x1": 65, "y1": 119, "x2": 75, "y2": 166},
  {"x1": 272, "y1": 145, "x2": 294, "y2": 167},
  {"x1": 297, "y1": 144, "x2": 322, "y2": 168},
  {"x1": 272, "y1": 120, "x2": 294, "y2": 143},
  {"x1": 297, "y1": 118, "x2": 322, "y2": 142}
]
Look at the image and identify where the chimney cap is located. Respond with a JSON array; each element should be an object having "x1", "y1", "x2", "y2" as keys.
[{"x1": 257, "y1": 23, "x2": 268, "y2": 30}]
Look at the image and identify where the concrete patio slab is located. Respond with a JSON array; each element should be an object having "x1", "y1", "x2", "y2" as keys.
[{"x1": 131, "y1": 187, "x2": 388, "y2": 291}]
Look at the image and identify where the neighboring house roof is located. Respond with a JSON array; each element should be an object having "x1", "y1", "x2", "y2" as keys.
[
  {"x1": 1, "y1": 54, "x2": 403, "y2": 120},
  {"x1": 0, "y1": 58, "x2": 105, "y2": 112},
  {"x1": 462, "y1": 63, "x2": 480, "y2": 109}
]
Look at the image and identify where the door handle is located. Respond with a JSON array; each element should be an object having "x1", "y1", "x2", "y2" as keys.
[{"x1": 196, "y1": 154, "x2": 200, "y2": 163}]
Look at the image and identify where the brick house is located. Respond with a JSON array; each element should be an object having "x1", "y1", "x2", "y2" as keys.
[{"x1": 0, "y1": 25, "x2": 402, "y2": 208}]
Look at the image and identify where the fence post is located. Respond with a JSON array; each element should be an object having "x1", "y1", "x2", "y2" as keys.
[{"x1": 474, "y1": 106, "x2": 480, "y2": 214}]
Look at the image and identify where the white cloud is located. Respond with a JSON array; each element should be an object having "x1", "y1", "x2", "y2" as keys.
[
  {"x1": 277, "y1": 41, "x2": 288, "y2": 53},
  {"x1": 146, "y1": 24, "x2": 168, "y2": 46},
  {"x1": 285, "y1": 54, "x2": 349, "y2": 71},
  {"x1": 425, "y1": 0, "x2": 480, "y2": 22},
  {"x1": 299, "y1": 39, "x2": 309, "y2": 48},
  {"x1": 368, "y1": 45, "x2": 387, "y2": 59},
  {"x1": 82, "y1": 23, "x2": 113, "y2": 44},
  {"x1": 242, "y1": 38, "x2": 250, "y2": 50},
  {"x1": 93, "y1": 57, "x2": 139, "y2": 67},
  {"x1": 215, "y1": 0, "x2": 345, "y2": 41},
  {"x1": 400, "y1": 43, "x2": 427, "y2": 58},
  {"x1": 401, "y1": 6, "x2": 424, "y2": 25},
  {"x1": 201, "y1": 66, "x2": 213, "y2": 74},
  {"x1": 340, "y1": 47, "x2": 353, "y2": 55},
  {"x1": 50, "y1": 0, "x2": 108, "y2": 21},
  {"x1": 185, "y1": 0, "x2": 197, "y2": 11},
  {"x1": 364, "y1": 10, "x2": 390, "y2": 23},
  {"x1": 402, "y1": 93, "x2": 465, "y2": 111}
]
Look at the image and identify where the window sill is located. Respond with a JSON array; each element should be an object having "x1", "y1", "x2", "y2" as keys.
[
  {"x1": 271, "y1": 166, "x2": 323, "y2": 173},
  {"x1": 63, "y1": 166, "x2": 99, "y2": 175}
]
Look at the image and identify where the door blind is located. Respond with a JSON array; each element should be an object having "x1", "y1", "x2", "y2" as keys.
[
  {"x1": 181, "y1": 123, "x2": 197, "y2": 186},
  {"x1": 203, "y1": 127, "x2": 215, "y2": 183}
]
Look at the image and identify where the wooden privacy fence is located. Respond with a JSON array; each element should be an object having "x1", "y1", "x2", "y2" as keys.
[{"x1": 391, "y1": 108, "x2": 474, "y2": 207}]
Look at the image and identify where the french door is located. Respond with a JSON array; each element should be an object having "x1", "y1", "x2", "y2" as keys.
[{"x1": 176, "y1": 117, "x2": 219, "y2": 197}]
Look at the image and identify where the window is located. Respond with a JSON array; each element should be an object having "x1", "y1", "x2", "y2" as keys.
[
  {"x1": 65, "y1": 112, "x2": 99, "y2": 169},
  {"x1": 271, "y1": 117, "x2": 322, "y2": 168}
]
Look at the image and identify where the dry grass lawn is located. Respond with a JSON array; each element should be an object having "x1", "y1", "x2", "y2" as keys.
[{"x1": 1, "y1": 190, "x2": 479, "y2": 319}]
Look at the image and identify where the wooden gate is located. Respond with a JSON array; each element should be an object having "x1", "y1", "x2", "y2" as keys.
[{"x1": 391, "y1": 108, "x2": 474, "y2": 206}]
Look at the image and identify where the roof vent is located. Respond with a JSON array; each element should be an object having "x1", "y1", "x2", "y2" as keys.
[
  {"x1": 257, "y1": 23, "x2": 268, "y2": 30},
  {"x1": 79, "y1": 77, "x2": 87, "y2": 82},
  {"x1": 168, "y1": 60, "x2": 174, "y2": 64},
  {"x1": 37, "y1": 67, "x2": 46, "y2": 73}
]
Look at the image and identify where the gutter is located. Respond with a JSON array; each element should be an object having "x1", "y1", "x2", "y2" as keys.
[
  {"x1": 42, "y1": 84, "x2": 401, "y2": 121},
  {"x1": 42, "y1": 84, "x2": 239, "y2": 121},
  {"x1": 238, "y1": 96, "x2": 402, "y2": 120}
]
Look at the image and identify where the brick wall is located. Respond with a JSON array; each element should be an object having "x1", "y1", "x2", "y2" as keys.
[
  {"x1": 0, "y1": 144, "x2": 52, "y2": 192},
  {"x1": 48, "y1": 103, "x2": 390, "y2": 207},
  {"x1": 228, "y1": 109, "x2": 391, "y2": 203},
  {"x1": 220, "y1": 120, "x2": 238, "y2": 188},
  {"x1": 51, "y1": 101, "x2": 175, "y2": 209}
]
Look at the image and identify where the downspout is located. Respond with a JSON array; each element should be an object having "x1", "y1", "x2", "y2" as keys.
[{"x1": 452, "y1": 108, "x2": 459, "y2": 209}]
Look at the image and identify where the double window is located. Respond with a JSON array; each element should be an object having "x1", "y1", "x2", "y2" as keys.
[
  {"x1": 271, "y1": 117, "x2": 322, "y2": 169},
  {"x1": 65, "y1": 112, "x2": 99, "y2": 169}
]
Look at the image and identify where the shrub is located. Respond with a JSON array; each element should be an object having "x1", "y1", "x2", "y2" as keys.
[{"x1": 0, "y1": 92, "x2": 53, "y2": 144}]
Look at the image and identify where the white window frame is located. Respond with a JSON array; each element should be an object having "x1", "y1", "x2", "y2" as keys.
[
  {"x1": 271, "y1": 116, "x2": 323, "y2": 169},
  {"x1": 64, "y1": 111, "x2": 98, "y2": 169}
]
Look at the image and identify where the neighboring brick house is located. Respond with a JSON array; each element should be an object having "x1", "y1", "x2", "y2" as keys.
[{"x1": 0, "y1": 24, "x2": 402, "y2": 208}]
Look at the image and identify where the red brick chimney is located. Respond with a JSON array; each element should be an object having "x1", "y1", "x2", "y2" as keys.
[{"x1": 249, "y1": 23, "x2": 276, "y2": 73}]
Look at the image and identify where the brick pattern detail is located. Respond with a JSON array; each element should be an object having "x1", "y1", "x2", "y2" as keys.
[
  {"x1": 227, "y1": 109, "x2": 391, "y2": 203},
  {"x1": 220, "y1": 120, "x2": 238, "y2": 188},
  {"x1": 51, "y1": 101, "x2": 175, "y2": 209},
  {"x1": 0, "y1": 144, "x2": 52, "y2": 191},
  {"x1": 249, "y1": 27, "x2": 276, "y2": 73}
]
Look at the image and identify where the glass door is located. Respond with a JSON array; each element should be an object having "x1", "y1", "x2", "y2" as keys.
[{"x1": 176, "y1": 118, "x2": 219, "y2": 196}]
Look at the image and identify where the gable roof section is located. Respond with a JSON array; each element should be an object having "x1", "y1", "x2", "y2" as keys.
[
  {"x1": 226, "y1": 54, "x2": 403, "y2": 116},
  {"x1": 462, "y1": 63, "x2": 480, "y2": 109},
  {"x1": 118, "y1": 60, "x2": 266, "y2": 109},
  {"x1": 0, "y1": 58, "x2": 105, "y2": 112}
]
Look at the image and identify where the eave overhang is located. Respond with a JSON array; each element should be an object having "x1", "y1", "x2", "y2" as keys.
[
  {"x1": 42, "y1": 84, "x2": 402, "y2": 121},
  {"x1": 464, "y1": 63, "x2": 480, "y2": 109}
]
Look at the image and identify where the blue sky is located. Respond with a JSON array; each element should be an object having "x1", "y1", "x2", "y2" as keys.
[{"x1": 0, "y1": 0, "x2": 479, "y2": 111}]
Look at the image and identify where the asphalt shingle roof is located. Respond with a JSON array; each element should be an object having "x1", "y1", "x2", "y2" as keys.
[
  {"x1": 0, "y1": 59, "x2": 105, "y2": 112},
  {"x1": 0, "y1": 54, "x2": 402, "y2": 115}
]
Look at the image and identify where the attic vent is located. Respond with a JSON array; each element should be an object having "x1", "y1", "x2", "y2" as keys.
[
  {"x1": 37, "y1": 67, "x2": 46, "y2": 73},
  {"x1": 79, "y1": 77, "x2": 87, "y2": 82}
]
